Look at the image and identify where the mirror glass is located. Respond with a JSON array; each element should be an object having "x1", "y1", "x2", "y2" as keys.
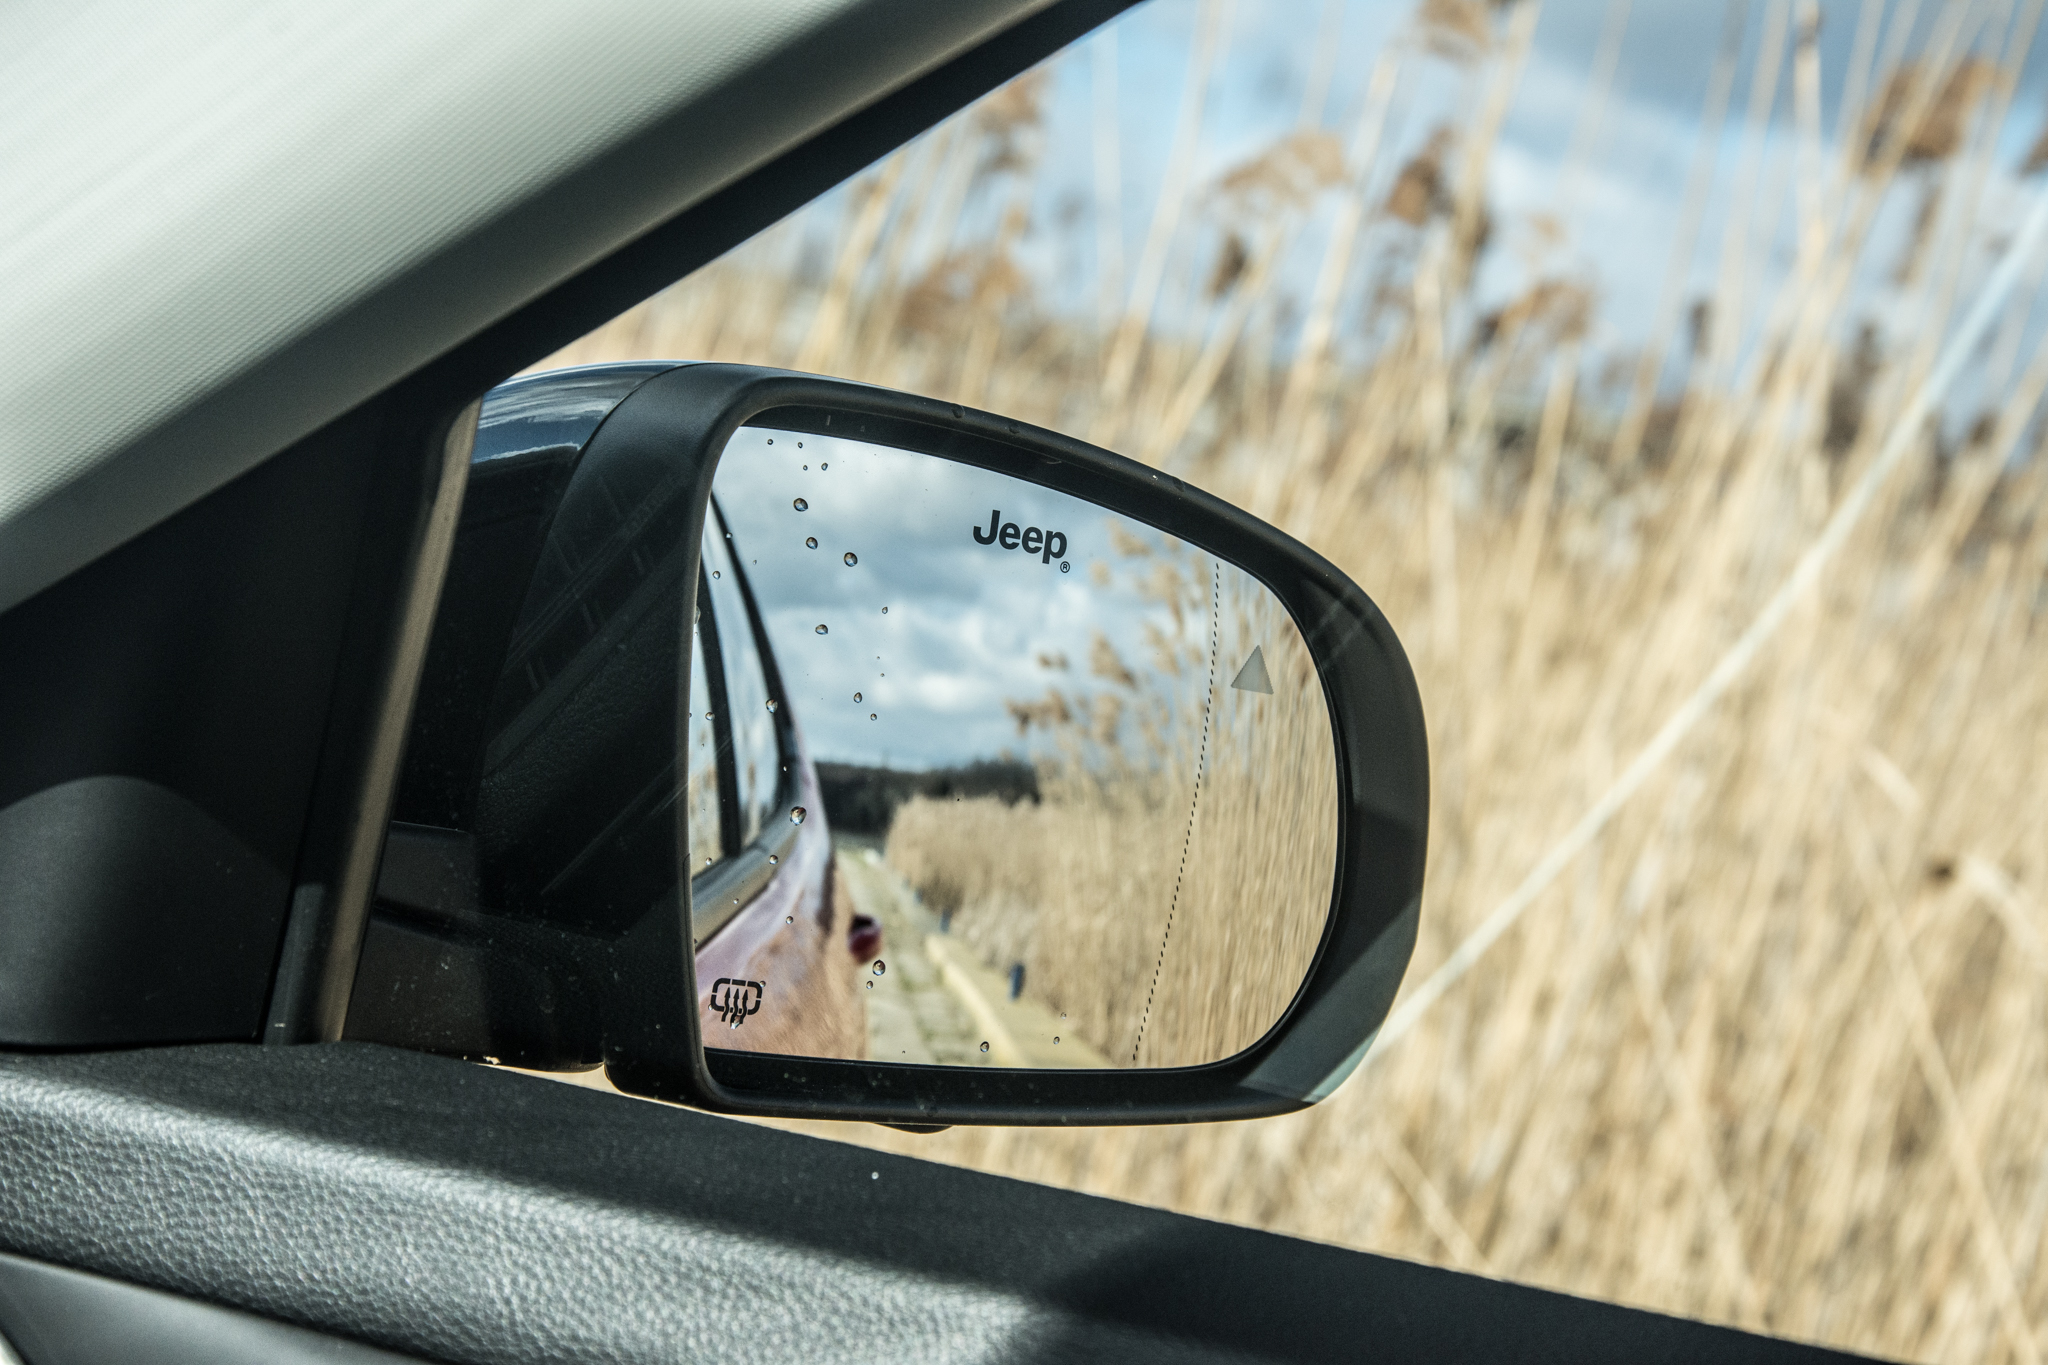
[{"x1": 690, "y1": 424, "x2": 1338, "y2": 1069}]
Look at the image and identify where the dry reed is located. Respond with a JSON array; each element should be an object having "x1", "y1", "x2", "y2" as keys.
[
  {"x1": 535, "y1": 2, "x2": 2048, "y2": 1358},
  {"x1": 882, "y1": 564, "x2": 1336, "y2": 1068}
]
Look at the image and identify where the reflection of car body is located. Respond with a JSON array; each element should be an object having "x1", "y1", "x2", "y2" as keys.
[{"x1": 351, "y1": 363, "x2": 865, "y2": 1064}]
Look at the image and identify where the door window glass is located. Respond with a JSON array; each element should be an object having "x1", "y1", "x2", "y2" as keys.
[
  {"x1": 702, "y1": 505, "x2": 779, "y2": 848},
  {"x1": 534, "y1": 1, "x2": 2048, "y2": 1356}
]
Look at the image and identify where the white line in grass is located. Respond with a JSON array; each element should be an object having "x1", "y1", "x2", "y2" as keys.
[{"x1": 1360, "y1": 187, "x2": 2048, "y2": 1072}]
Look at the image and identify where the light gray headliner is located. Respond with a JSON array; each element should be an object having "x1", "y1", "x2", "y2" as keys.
[{"x1": 0, "y1": 0, "x2": 1052, "y2": 615}]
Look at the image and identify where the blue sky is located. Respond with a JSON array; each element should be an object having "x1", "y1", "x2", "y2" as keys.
[
  {"x1": 760, "y1": 0, "x2": 2048, "y2": 421},
  {"x1": 1081, "y1": 1, "x2": 2042, "y2": 350}
]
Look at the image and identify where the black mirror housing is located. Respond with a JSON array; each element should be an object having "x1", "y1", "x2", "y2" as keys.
[{"x1": 365, "y1": 362, "x2": 1427, "y2": 1127}]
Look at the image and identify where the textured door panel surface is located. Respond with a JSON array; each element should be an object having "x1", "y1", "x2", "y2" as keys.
[{"x1": 0, "y1": 1044, "x2": 1866, "y2": 1364}]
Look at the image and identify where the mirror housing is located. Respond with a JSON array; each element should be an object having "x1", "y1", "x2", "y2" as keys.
[{"x1": 360, "y1": 362, "x2": 1427, "y2": 1126}]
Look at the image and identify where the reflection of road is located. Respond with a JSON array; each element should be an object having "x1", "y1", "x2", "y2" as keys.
[
  {"x1": 834, "y1": 837, "x2": 1108, "y2": 1069},
  {"x1": 835, "y1": 839, "x2": 982, "y2": 1065}
]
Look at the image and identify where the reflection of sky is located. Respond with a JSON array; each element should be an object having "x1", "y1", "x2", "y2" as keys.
[{"x1": 713, "y1": 426, "x2": 1274, "y2": 770}]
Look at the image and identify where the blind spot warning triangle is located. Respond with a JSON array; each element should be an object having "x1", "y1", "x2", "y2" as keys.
[{"x1": 1230, "y1": 645, "x2": 1273, "y2": 695}]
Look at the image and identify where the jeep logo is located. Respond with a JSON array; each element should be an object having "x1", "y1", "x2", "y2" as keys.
[
  {"x1": 973, "y1": 510, "x2": 1070, "y2": 570},
  {"x1": 709, "y1": 977, "x2": 763, "y2": 1029}
]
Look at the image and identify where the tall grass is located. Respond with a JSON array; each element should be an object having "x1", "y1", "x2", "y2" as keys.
[{"x1": 538, "y1": 2, "x2": 2048, "y2": 1358}]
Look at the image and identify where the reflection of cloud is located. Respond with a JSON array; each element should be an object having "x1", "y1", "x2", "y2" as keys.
[
  {"x1": 902, "y1": 671, "x2": 1000, "y2": 711},
  {"x1": 714, "y1": 427, "x2": 1277, "y2": 772}
]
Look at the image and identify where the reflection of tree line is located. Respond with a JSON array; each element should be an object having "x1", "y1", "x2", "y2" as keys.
[
  {"x1": 887, "y1": 541, "x2": 1337, "y2": 1069},
  {"x1": 815, "y1": 759, "x2": 1037, "y2": 836}
]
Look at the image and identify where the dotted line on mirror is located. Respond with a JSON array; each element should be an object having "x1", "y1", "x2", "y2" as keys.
[{"x1": 1131, "y1": 559, "x2": 1220, "y2": 1066}]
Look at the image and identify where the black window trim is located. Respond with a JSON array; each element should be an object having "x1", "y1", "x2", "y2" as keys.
[
  {"x1": 685, "y1": 497, "x2": 805, "y2": 947},
  {"x1": 690, "y1": 570, "x2": 742, "y2": 862}
]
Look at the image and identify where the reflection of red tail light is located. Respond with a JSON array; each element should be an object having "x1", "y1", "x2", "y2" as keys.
[{"x1": 848, "y1": 915, "x2": 882, "y2": 964}]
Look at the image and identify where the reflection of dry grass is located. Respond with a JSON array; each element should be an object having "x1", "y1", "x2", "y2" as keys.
[
  {"x1": 539, "y1": 3, "x2": 2048, "y2": 1358},
  {"x1": 881, "y1": 585, "x2": 1335, "y2": 1068}
]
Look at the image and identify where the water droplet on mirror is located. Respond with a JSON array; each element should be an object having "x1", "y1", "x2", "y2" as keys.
[
  {"x1": 880, "y1": 606, "x2": 888, "y2": 614},
  {"x1": 766, "y1": 438, "x2": 773, "y2": 445},
  {"x1": 785, "y1": 915, "x2": 793, "y2": 924},
  {"x1": 951, "y1": 404, "x2": 964, "y2": 418},
  {"x1": 869, "y1": 714, "x2": 877, "y2": 721},
  {"x1": 865, "y1": 981, "x2": 873, "y2": 989},
  {"x1": 1053, "y1": 1037, "x2": 1060, "y2": 1045},
  {"x1": 843, "y1": 552, "x2": 857, "y2": 566},
  {"x1": 789, "y1": 806, "x2": 806, "y2": 825},
  {"x1": 872, "y1": 961, "x2": 885, "y2": 976},
  {"x1": 815, "y1": 624, "x2": 828, "y2": 635},
  {"x1": 821, "y1": 462, "x2": 828, "y2": 470},
  {"x1": 711, "y1": 570, "x2": 721, "y2": 579},
  {"x1": 805, "y1": 537, "x2": 818, "y2": 549},
  {"x1": 797, "y1": 442, "x2": 803, "y2": 448},
  {"x1": 793, "y1": 498, "x2": 808, "y2": 511},
  {"x1": 768, "y1": 854, "x2": 778, "y2": 864},
  {"x1": 765, "y1": 699, "x2": 777, "y2": 712},
  {"x1": 1060, "y1": 1013, "x2": 1066, "y2": 1020},
  {"x1": 979, "y1": 1041, "x2": 990, "y2": 1054}
]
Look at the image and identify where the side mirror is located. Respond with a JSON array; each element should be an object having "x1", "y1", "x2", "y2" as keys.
[{"x1": 352, "y1": 362, "x2": 1427, "y2": 1127}]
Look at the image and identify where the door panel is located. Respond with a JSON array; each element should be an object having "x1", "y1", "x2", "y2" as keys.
[{"x1": 0, "y1": 1045, "x2": 1867, "y2": 1364}]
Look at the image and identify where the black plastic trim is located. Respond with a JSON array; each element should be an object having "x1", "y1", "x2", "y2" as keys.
[
  {"x1": 265, "y1": 402, "x2": 479, "y2": 1045},
  {"x1": 693, "y1": 573, "x2": 742, "y2": 857},
  {"x1": 707, "y1": 496, "x2": 809, "y2": 874},
  {"x1": 0, "y1": 402, "x2": 410, "y2": 1049}
]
